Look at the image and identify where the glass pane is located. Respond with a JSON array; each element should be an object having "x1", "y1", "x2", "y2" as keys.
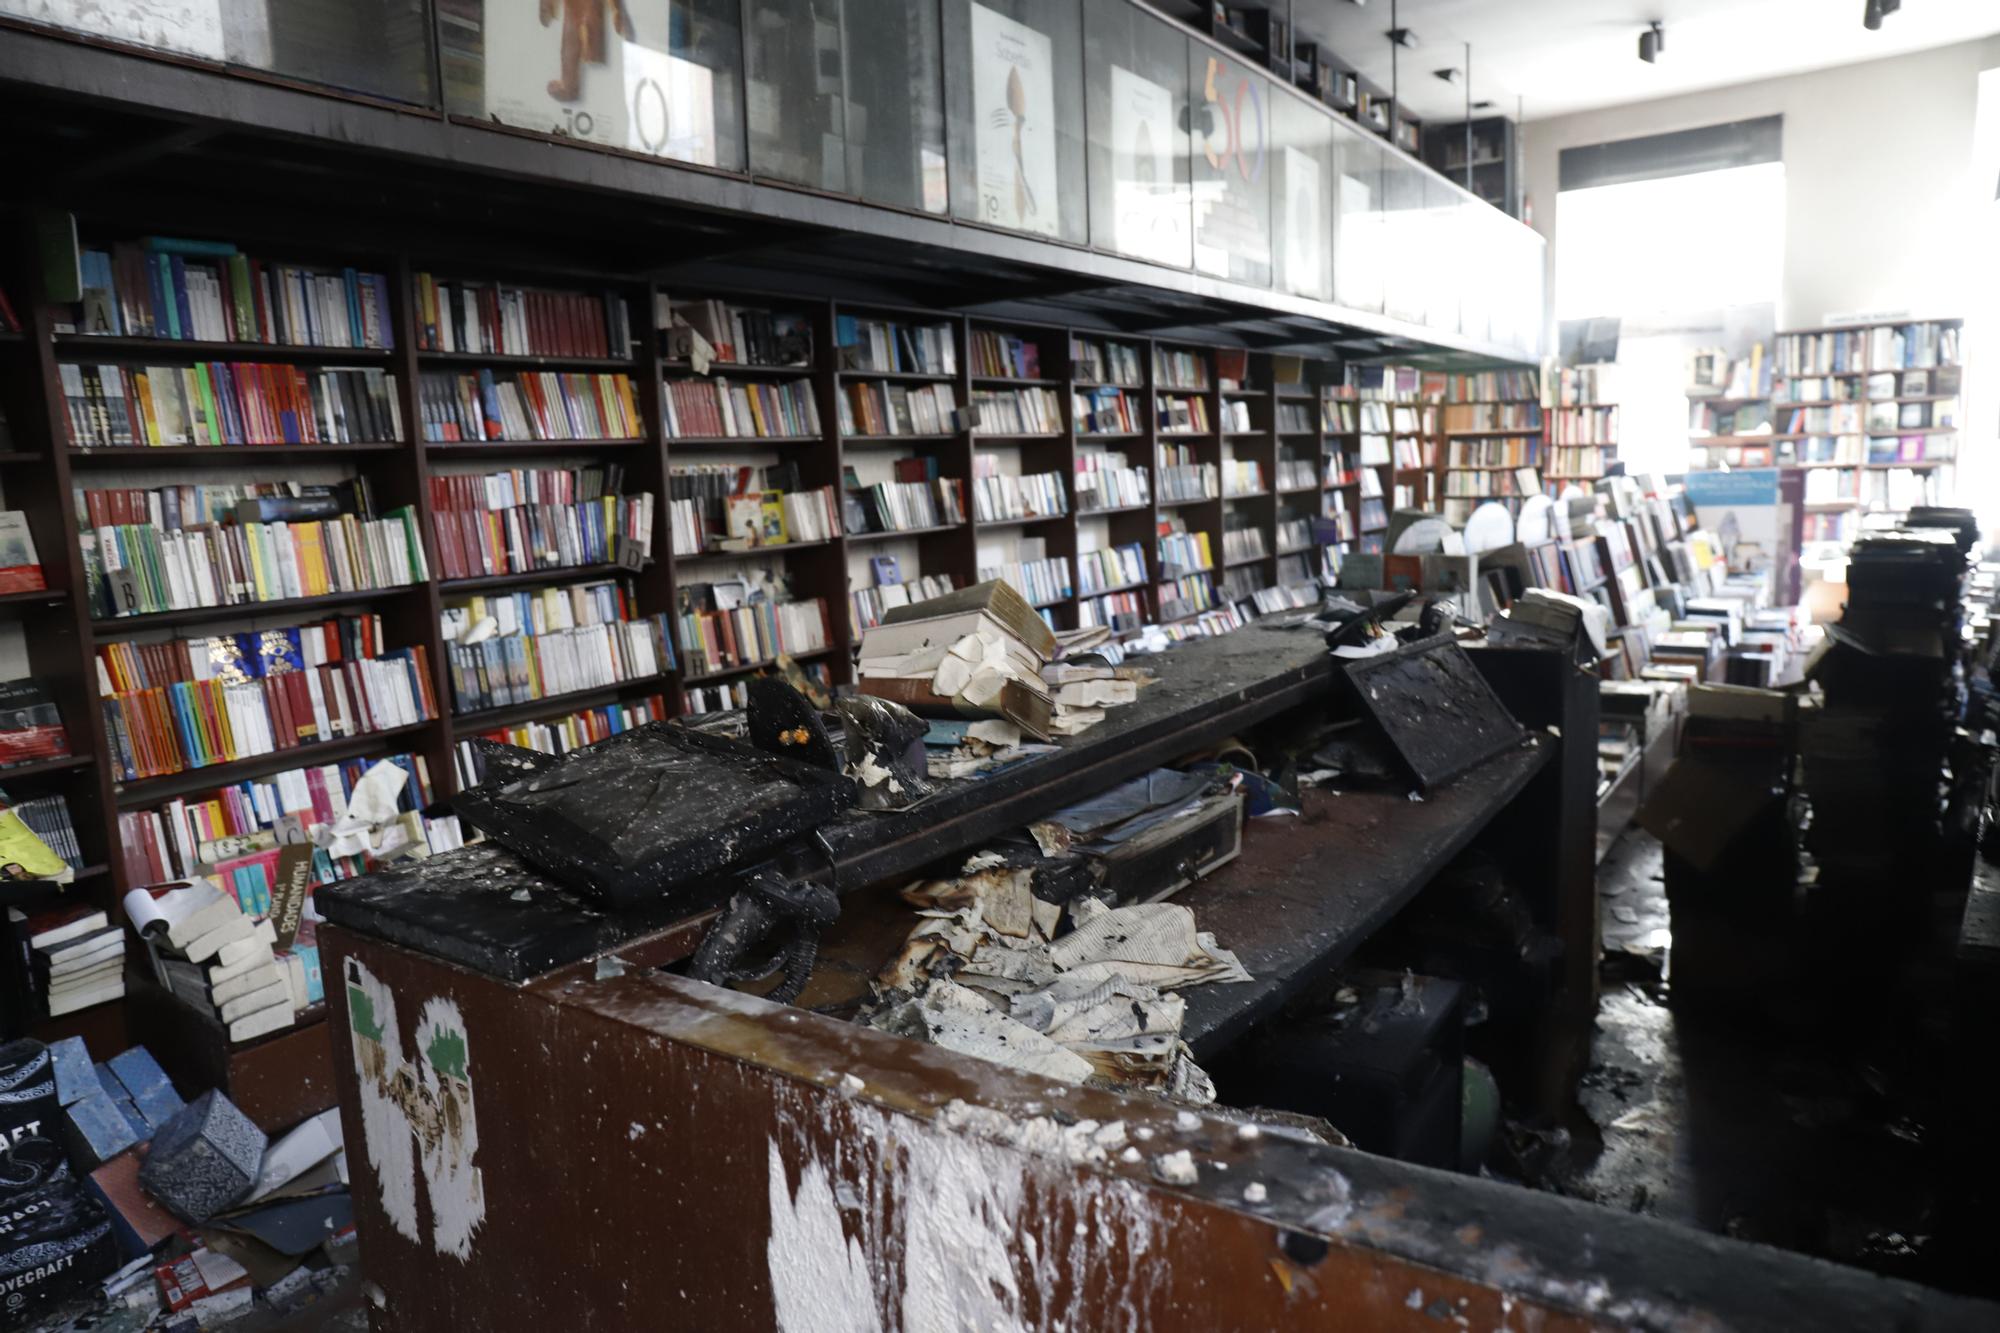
[
  {"x1": 1381, "y1": 149, "x2": 1427, "y2": 325},
  {"x1": 745, "y1": 0, "x2": 847, "y2": 193},
  {"x1": 1332, "y1": 118, "x2": 1383, "y2": 315},
  {"x1": 0, "y1": 0, "x2": 437, "y2": 104},
  {"x1": 440, "y1": 0, "x2": 747, "y2": 171},
  {"x1": 1083, "y1": 0, "x2": 1191, "y2": 269},
  {"x1": 1271, "y1": 87, "x2": 1333, "y2": 302},
  {"x1": 843, "y1": 0, "x2": 948, "y2": 212},
  {"x1": 1189, "y1": 42, "x2": 1273, "y2": 288},
  {"x1": 1425, "y1": 175, "x2": 1460, "y2": 336},
  {"x1": 942, "y1": 0, "x2": 1088, "y2": 244}
]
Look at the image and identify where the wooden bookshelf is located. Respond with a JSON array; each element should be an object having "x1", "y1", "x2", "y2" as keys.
[
  {"x1": 1546, "y1": 365, "x2": 1619, "y2": 489},
  {"x1": 1439, "y1": 368, "x2": 1543, "y2": 526}
]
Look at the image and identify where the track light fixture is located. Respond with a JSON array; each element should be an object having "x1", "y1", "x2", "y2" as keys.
[
  {"x1": 1864, "y1": 0, "x2": 1902, "y2": 31},
  {"x1": 1638, "y1": 21, "x2": 1665, "y2": 63},
  {"x1": 1433, "y1": 67, "x2": 1460, "y2": 84},
  {"x1": 1388, "y1": 28, "x2": 1416, "y2": 48}
]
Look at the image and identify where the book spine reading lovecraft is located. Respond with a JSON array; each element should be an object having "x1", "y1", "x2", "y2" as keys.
[
  {"x1": 419, "y1": 370, "x2": 642, "y2": 442},
  {"x1": 678, "y1": 597, "x2": 832, "y2": 676},
  {"x1": 61, "y1": 363, "x2": 402, "y2": 448},
  {"x1": 453, "y1": 695, "x2": 671, "y2": 787},
  {"x1": 73, "y1": 241, "x2": 394, "y2": 348},
  {"x1": 835, "y1": 317, "x2": 956, "y2": 375},
  {"x1": 415, "y1": 273, "x2": 632, "y2": 359},
  {"x1": 970, "y1": 466, "x2": 1068, "y2": 522},
  {"x1": 662, "y1": 377, "x2": 821, "y2": 439},
  {"x1": 1074, "y1": 452, "x2": 1150, "y2": 510},
  {"x1": 78, "y1": 481, "x2": 429, "y2": 618},
  {"x1": 97, "y1": 631, "x2": 436, "y2": 782},
  {"x1": 117, "y1": 753, "x2": 437, "y2": 887},
  {"x1": 427, "y1": 466, "x2": 653, "y2": 580}
]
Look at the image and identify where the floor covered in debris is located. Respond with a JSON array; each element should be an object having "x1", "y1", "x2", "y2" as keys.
[{"x1": 1544, "y1": 830, "x2": 1945, "y2": 1287}]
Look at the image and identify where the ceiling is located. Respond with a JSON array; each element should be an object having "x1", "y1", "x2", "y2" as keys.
[{"x1": 1289, "y1": 0, "x2": 2000, "y2": 122}]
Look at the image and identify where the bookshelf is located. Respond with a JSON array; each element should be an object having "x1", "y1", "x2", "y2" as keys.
[
  {"x1": 7, "y1": 216, "x2": 1438, "y2": 1045},
  {"x1": 1546, "y1": 364, "x2": 1619, "y2": 488},
  {"x1": 1439, "y1": 367, "x2": 1543, "y2": 527}
]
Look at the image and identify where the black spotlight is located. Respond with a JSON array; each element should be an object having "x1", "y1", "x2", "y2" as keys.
[
  {"x1": 1639, "y1": 21, "x2": 1665, "y2": 63},
  {"x1": 1864, "y1": 0, "x2": 1902, "y2": 30}
]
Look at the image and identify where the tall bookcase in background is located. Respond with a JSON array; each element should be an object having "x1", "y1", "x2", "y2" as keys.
[
  {"x1": 1547, "y1": 364, "x2": 1619, "y2": 489},
  {"x1": 2, "y1": 209, "x2": 1421, "y2": 1052},
  {"x1": 1440, "y1": 367, "x2": 1542, "y2": 527}
]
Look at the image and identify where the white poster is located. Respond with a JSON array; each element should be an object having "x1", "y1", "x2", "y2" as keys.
[
  {"x1": 1281, "y1": 145, "x2": 1322, "y2": 298},
  {"x1": 969, "y1": 2, "x2": 1060, "y2": 238},
  {"x1": 1109, "y1": 65, "x2": 1187, "y2": 267},
  {"x1": 481, "y1": 3, "x2": 719, "y2": 167},
  {"x1": 2, "y1": 0, "x2": 224, "y2": 59}
]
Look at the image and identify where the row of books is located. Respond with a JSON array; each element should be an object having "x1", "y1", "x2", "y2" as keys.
[
  {"x1": 971, "y1": 469, "x2": 1067, "y2": 523},
  {"x1": 1443, "y1": 467, "x2": 1539, "y2": 498},
  {"x1": 82, "y1": 506, "x2": 428, "y2": 620},
  {"x1": 1219, "y1": 399, "x2": 1254, "y2": 433},
  {"x1": 419, "y1": 370, "x2": 643, "y2": 442},
  {"x1": 1249, "y1": 582, "x2": 1318, "y2": 615},
  {"x1": 416, "y1": 273, "x2": 633, "y2": 360},
  {"x1": 1320, "y1": 500, "x2": 1357, "y2": 543},
  {"x1": 979, "y1": 556, "x2": 1070, "y2": 607},
  {"x1": 1078, "y1": 543, "x2": 1147, "y2": 594},
  {"x1": 1078, "y1": 588, "x2": 1146, "y2": 631},
  {"x1": 1553, "y1": 365, "x2": 1615, "y2": 407},
  {"x1": 1222, "y1": 524, "x2": 1268, "y2": 563},
  {"x1": 1443, "y1": 403, "x2": 1542, "y2": 433},
  {"x1": 1549, "y1": 405, "x2": 1618, "y2": 445},
  {"x1": 837, "y1": 317, "x2": 956, "y2": 375},
  {"x1": 1159, "y1": 571, "x2": 1218, "y2": 620},
  {"x1": 1779, "y1": 368, "x2": 1959, "y2": 403},
  {"x1": 102, "y1": 643, "x2": 436, "y2": 781},
  {"x1": 854, "y1": 477, "x2": 967, "y2": 532},
  {"x1": 1075, "y1": 451, "x2": 1149, "y2": 510},
  {"x1": 1157, "y1": 394, "x2": 1212, "y2": 435},
  {"x1": 1445, "y1": 369, "x2": 1538, "y2": 401},
  {"x1": 1449, "y1": 437, "x2": 1540, "y2": 468},
  {"x1": 1359, "y1": 496, "x2": 1388, "y2": 531},
  {"x1": 679, "y1": 597, "x2": 831, "y2": 675},
  {"x1": 668, "y1": 298, "x2": 810, "y2": 367},
  {"x1": 10, "y1": 792, "x2": 83, "y2": 873},
  {"x1": 684, "y1": 661, "x2": 832, "y2": 715},
  {"x1": 96, "y1": 614, "x2": 393, "y2": 698},
  {"x1": 1325, "y1": 454, "x2": 1359, "y2": 488},
  {"x1": 1323, "y1": 400, "x2": 1359, "y2": 432},
  {"x1": 1159, "y1": 529, "x2": 1215, "y2": 576},
  {"x1": 74, "y1": 240, "x2": 393, "y2": 349},
  {"x1": 1781, "y1": 402, "x2": 1954, "y2": 434},
  {"x1": 1275, "y1": 456, "x2": 1316, "y2": 490},
  {"x1": 455, "y1": 695, "x2": 671, "y2": 786},
  {"x1": 446, "y1": 616, "x2": 674, "y2": 714},
  {"x1": 850, "y1": 571, "x2": 957, "y2": 635},
  {"x1": 1273, "y1": 401, "x2": 1314, "y2": 434},
  {"x1": 840, "y1": 381, "x2": 957, "y2": 436},
  {"x1": 971, "y1": 386, "x2": 1062, "y2": 435},
  {"x1": 664, "y1": 376, "x2": 821, "y2": 439},
  {"x1": 1276, "y1": 517, "x2": 1314, "y2": 553},
  {"x1": 1071, "y1": 337, "x2": 1142, "y2": 386},
  {"x1": 62, "y1": 362, "x2": 401, "y2": 448},
  {"x1": 1221, "y1": 460, "x2": 1265, "y2": 496},
  {"x1": 1158, "y1": 456, "x2": 1218, "y2": 503},
  {"x1": 1074, "y1": 387, "x2": 1141, "y2": 436},
  {"x1": 1155, "y1": 349, "x2": 1209, "y2": 391},
  {"x1": 970, "y1": 330, "x2": 1042, "y2": 380},
  {"x1": 117, "y1": 752, "x2": 438, "y2": 887},
  {"x1": 426, "y1": 468, "x2": 652, "y2": 581},
  {"x1": 1774, "y1": 322, "x2": 1958, "y2": 376}
]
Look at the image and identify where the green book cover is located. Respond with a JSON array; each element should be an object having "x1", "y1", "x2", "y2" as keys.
[
  {"x1": 193, "y1": 363, "x2": 224, "y2": 446},
  {"x1": 157, "y1": 255, "x2": 181, "y2": 340},
  {"x1": 228, "y1": 256, "x2": 258, "y2": 343}
]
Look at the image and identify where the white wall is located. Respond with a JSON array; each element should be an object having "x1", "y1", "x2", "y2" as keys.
[{"x1": 1523, "y1": 36, "x2": 2000, "y2": 331}]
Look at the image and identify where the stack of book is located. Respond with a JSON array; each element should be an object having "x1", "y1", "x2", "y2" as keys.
[
  {"x1": 1074, "y1": 452, "x2": 1149, "y2": 511},
  {"x1": 677, "y1": 592, "x2": 831, "y2": 675},
  {"x1": 79, "y1": 480, "x2": 429, "y2": 618},
  {"x1": 116, "y1": 752, "x2": 442, "y2": 887},
  {"x1": 971, "y1": 466, "x2": 1067, "y2": 523},
  {"x1": 1073, "y1": 387, "x2": 1140, "y2": 436},
  {"x1": 10, "y1": 903, "x2": 124, "y2": 1018},
  {"x1": 662, "y1": 377, "x2": 820, "y2": 439},
  {"x1": 415, "y1": 273, "x2": 632, "y2": 358},
  {"x1": 836, "y1": 317, "x2": 956, "y2": 374},
  {"x1": 418, "y1": 370, "x2": 642, "y2": 442},
  {"x1": 98, "y1": 628, "x2": 435, "y2": 781},
  {"x1": 0, "y1": 678, "x2": 71, "y2": 769},
  {"x1": 857, "y1": 581, "x2": 1059, "y2": 741},
  {"x1": 62, "y1": 363, "x2": 402, "y2": 448},
  {"x1": 839, "y1": 382, "x2": 957, "y2": 436},
  {"x1": 454, "y1": 696, "x2": 671, "y2": 786},
  {"x1": 75, "y1": 240, "x2": 394, "y2": 347},
  {"x1": 666, "y1": 299, "x2": 809, "y2": 366},
  {"x1": 441, "y1": 584, "x2": 674, "y2": 714},
  {"x1": 127, "y1": 882, "x2": 306, "y2": 1043},
  {"x1": 426, "y1": 465, "x2": 653, "y2": 580}
]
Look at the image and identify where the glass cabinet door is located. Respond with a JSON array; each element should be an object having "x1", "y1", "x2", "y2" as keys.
[
  {"x1": 942, "y1": 0, "x2": 1088, "y2": 244},
  {"x1": 1332, "y1": 117, "x2": 1385, "y2": 316},
  {"x1": 1189, "y1": 42, "x2": 1273, "y2": 289},
  {"x1": 1083, "y1": 0, "x2": 1192, "y2": 270}
]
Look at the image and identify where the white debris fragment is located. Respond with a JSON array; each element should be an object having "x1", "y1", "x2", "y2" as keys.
[
  {"x1": 1119, "y1": 1146, "x2": 1142, "y2": 1165},
  {"x1": 594, "y1": 955, "x2": 628, "y2": 980},
  {"x1": 1237, "y1": 1123, "x2": 1261, "y2": 1141},
  {"x1": 1243, "y1": 1182, "x2": 1268, "y2": 1204},
  {"x1": 1134, "y1": 1126, "x2": 1155, "y2": 1142},
  {"x1": 837, "y1": 1073, "x2": 866, "y2": 1097},
  {"x1": 1152, "y1": 1150, "x2": 1198, "y2": 1186},
  {"x1": 1174, "y1": 1111, "x2": 1202, "y2": 1133},
  {"x1": 962, "y1": 850, "x2": 1007, "y2": 872},
  {"x1": 628, "y1": 1123, "x2": 646, "y2": 1140}
]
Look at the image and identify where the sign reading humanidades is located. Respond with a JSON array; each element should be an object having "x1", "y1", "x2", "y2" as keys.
[{"x1": 344, "y1": 958, "x2": 485, "y2": 1260}]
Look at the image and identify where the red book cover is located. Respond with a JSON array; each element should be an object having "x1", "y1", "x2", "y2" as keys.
[{"x1": 0, "y1": 678, "x2": 70, "y2": 767}]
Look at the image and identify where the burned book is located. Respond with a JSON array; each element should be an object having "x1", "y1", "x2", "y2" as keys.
[
  {"x1": 451, "y1": 723, "x2": 856, "y2": 909},
  {"x1": 1336, "y1": 637, "x2": 1525, "y2": 793},
  {"x1": 1040, "y1": 769, "x2": 1244, "y2": 903}
]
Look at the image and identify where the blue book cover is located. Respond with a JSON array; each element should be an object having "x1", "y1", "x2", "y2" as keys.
[
  {"x1": 152, "y1": 256, "x2": 178, "y2": 339},
  {"x1": 371, "y1": 274, "x2": 395, "y2": 350},
  {"x1": 343, "y1": 267, "x2": 363, "y2": 346},
  {"x1": 168, "y1": 256, "x2": 194, "y2": 342},
  {"x1": 256, "y1": 627, "x2": 305, "y2": 677}
]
